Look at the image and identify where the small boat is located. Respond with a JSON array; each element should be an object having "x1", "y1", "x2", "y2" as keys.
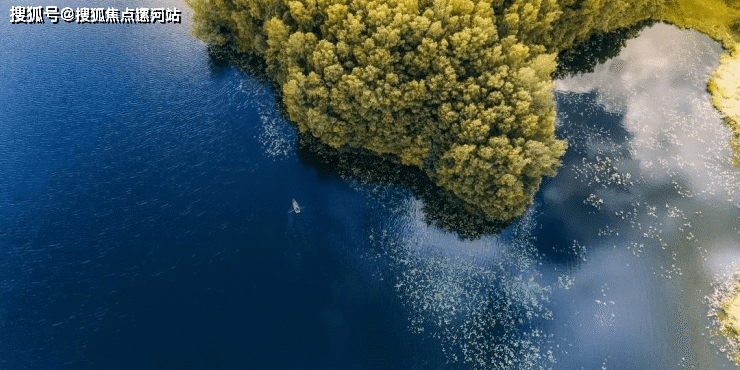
[{"x1": 291, "y1": 198, "x2": 301, "y2": 214}]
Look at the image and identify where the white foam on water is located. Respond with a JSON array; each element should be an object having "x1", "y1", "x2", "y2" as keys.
[
  {"x1": 346, "y1": 22, "x2": 740, "y2": 369},
  {"x1": 556, "y1": 23, "x2": 738, "y2": 205},
  {"x1": 236, "y1": 76, "x2": 295, "y2": 159},
  {"x1": 374, "y1": 199, "x2": 556, "y2": 369},
  {"x1": 553, "y1": 23, "x2": 740, "y2": 368}
]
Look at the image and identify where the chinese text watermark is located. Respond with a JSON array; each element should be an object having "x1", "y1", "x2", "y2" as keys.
[{"x1": 10, "y1": 6, "x2": 182, "y2": 24}]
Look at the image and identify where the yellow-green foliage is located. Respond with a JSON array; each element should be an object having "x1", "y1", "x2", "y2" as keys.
[
  {"x1": 187, "y1": 0, "x2": 740, "y2": 223},
  {"x1": 709, "y1": 51, "x2": 740, "y2": 165},
  {"x1": 717, "y1": 281, "x2": 740, "y2": 364},
  {"x1": 657, "y1": 0, "x2": 740, "y2": 165}
]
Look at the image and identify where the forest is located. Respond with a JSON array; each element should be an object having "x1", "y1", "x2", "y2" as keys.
[{"x1": 186, "y1": 0, "x2": 740, "y2": 223}]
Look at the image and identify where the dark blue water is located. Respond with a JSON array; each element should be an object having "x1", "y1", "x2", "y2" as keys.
[
  {"x1": 0, "y1": 3, "x2": 452, "y2": 368},
  {"x1": 4, "y1": 4, "x2": 739, "y2": 369}
]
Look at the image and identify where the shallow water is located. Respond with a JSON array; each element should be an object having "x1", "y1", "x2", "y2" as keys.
[{"x1": 2, "y1": 4, "x2": 740, "y2": 369}]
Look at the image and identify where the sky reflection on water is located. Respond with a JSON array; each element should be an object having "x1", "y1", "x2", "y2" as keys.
[
  {"x1": 363, "y1": 23, "x2": 740, "y2": 369},
  {"x1": 3, "y1": 4, "x2": 740, "y2": 369}
]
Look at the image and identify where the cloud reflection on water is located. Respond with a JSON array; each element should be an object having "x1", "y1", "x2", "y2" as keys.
[
  {"x1": 373, "y1": 23, "x2": 740, "y2": 369},
  {"x1": 550, "y1": 23, "x2": 740, "y2": 368}
]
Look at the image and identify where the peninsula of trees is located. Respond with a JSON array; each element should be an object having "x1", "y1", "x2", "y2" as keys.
[{"x1": 187, "y1": 0, "x2": 740, "y2": 223}]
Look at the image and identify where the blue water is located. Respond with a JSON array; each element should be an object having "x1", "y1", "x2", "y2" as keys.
[
  {"x1": 4, "y1": 3, "x2": 739, "y2": 369},
  {"x1": 0, "y1": 2, "x2": 449, "y2": 368}
]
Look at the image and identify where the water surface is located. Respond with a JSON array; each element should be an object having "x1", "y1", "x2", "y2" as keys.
[{"x1": 3, "y1": 5, "x2": 740, "y2": 369}]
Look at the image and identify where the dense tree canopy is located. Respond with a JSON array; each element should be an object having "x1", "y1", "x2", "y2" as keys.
[{"x1": 187, "y1": 0, "x2": 740, "y2": 223}]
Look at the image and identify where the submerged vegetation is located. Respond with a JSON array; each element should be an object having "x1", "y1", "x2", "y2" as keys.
[{"x1": 187, "y1": 0, "x2": 740, "y2": 227}]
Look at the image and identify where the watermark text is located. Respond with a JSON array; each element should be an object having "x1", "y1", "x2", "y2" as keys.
[{"x1": 10, "y1": 6, "x2": 182, "y2": 24}]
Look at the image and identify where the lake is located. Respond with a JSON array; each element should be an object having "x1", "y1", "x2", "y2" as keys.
[{"x1": 2, "y1": 2, "x2": 739, "y2": 369}]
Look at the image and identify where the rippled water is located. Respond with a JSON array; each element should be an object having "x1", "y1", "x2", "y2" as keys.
[{"x1": 3, "y1": 3, "x2": 740, "y2": 369}]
